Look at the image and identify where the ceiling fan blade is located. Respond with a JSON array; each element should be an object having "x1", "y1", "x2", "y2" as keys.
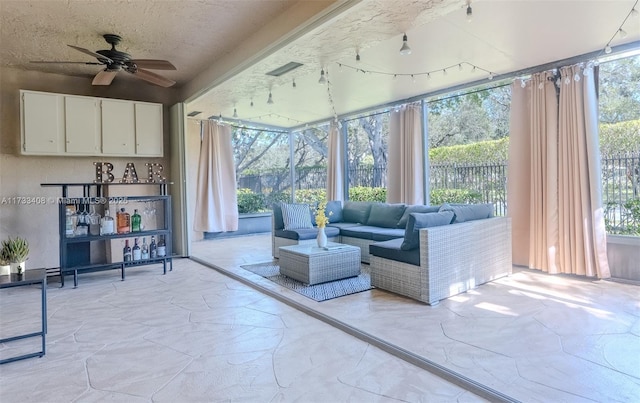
[
  {"x1": 68, "y1": 45, "x2": 113, "y2": 63},
  {"x1": 92, "y1": 70, "x2": 117, "y2": 86},
  {"x1": 30, "y1": 61, "x2": 103, "y2": 65},
  {"x1": 129, "y1": 68, "x2": 175, "y2": 87},
  {"x1": 129, "y1": 59, "x2": 176, "y2": 70}
]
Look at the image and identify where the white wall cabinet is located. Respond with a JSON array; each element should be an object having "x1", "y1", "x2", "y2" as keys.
[
  {"x1": 20, "y1": 90, "x2": 163, "y2": 157},
  {"x1": 21, "y1": 91, "x2": 64, "y2": 154}
]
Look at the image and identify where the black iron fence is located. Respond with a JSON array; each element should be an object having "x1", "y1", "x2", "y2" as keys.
[{"x1": 237, "y1": 153, "x2": 639, "y2": 232}]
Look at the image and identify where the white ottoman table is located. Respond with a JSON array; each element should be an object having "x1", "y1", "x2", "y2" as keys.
[{"x1": 278, "y1": 242, "x2": 361, "y2": 285}]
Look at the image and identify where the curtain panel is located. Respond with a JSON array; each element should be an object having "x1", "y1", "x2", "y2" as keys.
[
  {"x1": 388, "y1": 104, "x2": 424, "y2": 204},
  {"x1": 508, "y1": 64, "x2": 610, "y2": 278},
  {"x1": 193, "y1": 120, "x2": 239, "y2": 233},
  {"x1": 326, "y1": 122, "x2": 344, "y2": 201}
]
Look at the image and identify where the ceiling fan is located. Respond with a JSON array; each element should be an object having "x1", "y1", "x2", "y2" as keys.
[{"x1": 31, "y1": 34, "x2": 176, "y2": 87}]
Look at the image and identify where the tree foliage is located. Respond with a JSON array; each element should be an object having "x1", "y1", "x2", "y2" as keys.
[{"x1": 599, "y1": 55, "x2": 640, "y2": 124}]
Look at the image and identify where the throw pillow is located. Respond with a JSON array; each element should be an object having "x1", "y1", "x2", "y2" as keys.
[
  {"x1": 400, "y1": 211, "x2": 454, "y2": 251},
  {"x1": 396, "y1": 204, "x2": 441, "y2": 228},
  {"x1": 281, "y1": 203, "x2": 313, "y2": 230},
  {"x1": 325, "y1": 200, "x2": 343, "y2": 223},
  {"x1": 366, "y1": 203, "x2": 406, "y2": 228},
  {"x1": 440, "y1": 203, "x2": 493, "y2": 223}
]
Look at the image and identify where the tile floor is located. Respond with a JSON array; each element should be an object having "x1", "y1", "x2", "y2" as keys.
[{"x1": 0, "y1": 233, "x2": 638, "y2": 402}]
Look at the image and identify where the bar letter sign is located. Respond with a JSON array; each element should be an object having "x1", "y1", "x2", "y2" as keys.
[{"x1": 94, "y1": 162, "x2": 167, "y2": 184}]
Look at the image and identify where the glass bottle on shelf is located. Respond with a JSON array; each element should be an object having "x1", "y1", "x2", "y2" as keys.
[
  {"x1": 89, "y1": 205, "x2": 101, "y2": 236},
  {"x1": 123, "y1": 240, "x2": 132, "y2": 262},
  {"x1": 141, "y1": 237, "x2": 149, "y2": 260},
  {"x1": 117, "y1": 208, "x2": 131, "y2": 234},
  {"x1": 157, "y1": 235, "x2": 166, "y2": 257},
  {"x1": 131, "y1": 209, "x2": 142, "y2": 232},
  {"x1": 75, "y1": 206, "x2": 89, "y2": 236},
  {"x1": 101, "y1": 209, "x2": 115, "y2": 235},
  {"x1": 65, "y1": 207, "x2": 75, "y2": 237},
  {"x1": 132, "y1": 238, "x2": 141, "y2": 261},
  {"x1": 149, "y1": 236, "x2": 157, "y2": 259}
]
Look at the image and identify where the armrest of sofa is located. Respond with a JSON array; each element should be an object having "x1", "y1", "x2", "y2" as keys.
[{"x1": 418, "y1": 216, "x2": 512, "y2": 297}]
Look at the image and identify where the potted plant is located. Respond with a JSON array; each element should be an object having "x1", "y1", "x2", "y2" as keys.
[
  {"x1": 0, "y1": 243, "x2": 10, "y2": 276},
  {"x1": 2, "y1": 237, "x2": 29, "y2": 275}
]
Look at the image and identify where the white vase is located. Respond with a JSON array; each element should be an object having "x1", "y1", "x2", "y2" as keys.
[
  {"x1": 317, "y1": 227, "x2": 328, "y2": 248},
  {"x1": 10, "y1": 261, "x2": 26, "y2": 275},
  {"x1": 0, "y1": 264, "x2": 10, "y2": 276}
]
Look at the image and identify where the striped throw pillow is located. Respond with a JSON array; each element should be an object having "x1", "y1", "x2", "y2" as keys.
[{"x1": 282, "y1": 203, "x2": 313, "y2": 230}]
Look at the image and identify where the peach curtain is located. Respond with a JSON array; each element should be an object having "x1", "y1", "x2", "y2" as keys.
[
  {"x1": 388, "y1": 104, "x2": 424, "y2": 204},
  {"x1": 557, "y1": 65, "x2": 610, "y2": 277},
  {"x1": 326, "y1": 122, "x2": 344, "y2": 201},
  {"x1": 193, "y1": 120, "x2": 239, "y2": 232},
  {"x1": 508, "y1": 65, "x2": 610, "y2": 278}
]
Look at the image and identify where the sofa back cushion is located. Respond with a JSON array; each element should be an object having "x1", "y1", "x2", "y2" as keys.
[
  {"x1": 439, "y1": 203, "x2": 494, "y2": 223},
  {"x1": 281, "y1": 203, "x2": 314, "y2": 230},
  {"x1": 272, "y1": 202, "x2": 285, "y2": 230},
  {"x1": 325, "y1": 200, "x2": 343, "y2": 223},
  {"x1": 366, "y1": 203, "x2": 406, "y2": 228},
  {"x1": 400, "y1": 211, "x2": 455, "y2": 251},
  {"x1": 342, "y1": 201, "x2": 373, "y2": 224},
  {"x1": 396, "y1": 204, "x2": 441, "y2": 228}
]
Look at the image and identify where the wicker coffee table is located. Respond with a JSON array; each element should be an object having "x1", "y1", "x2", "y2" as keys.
[{"x1": 278, "y1": 242, "x2": 361, "y2": 285}]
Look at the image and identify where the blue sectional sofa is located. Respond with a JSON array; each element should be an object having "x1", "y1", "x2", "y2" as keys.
[{"x1": 272, "y1": 201, "x2": 512, "y2": 305}]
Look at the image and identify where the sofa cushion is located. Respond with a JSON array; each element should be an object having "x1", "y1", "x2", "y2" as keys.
[
  {"x1": 366, "y1": 203, "x2": 406, "y2": 228},
  {"x1": 401, "y1": 211, "x2": 454, "y2": 251},
  {"x1": 327, "y1": 222, "x2": 361, "y2": 230},
  {"x1": 370, "y1": 228, "x2": 405, "y2": 242},
  {"x1": 397, "y1": 205, "x2": 441, "y2": 228},
  {"x1": 281, "y1": 203, "x2": 313, "y2": 230},
  {"x1": 340, "y1": 225, "x2": 377, "y2": 240},
  {"x1": 369, "y1": 238, "x2": 420, "y2": 266},
  {"x1": 275, "y1": 226, "x2": 340, "y2": 241},
  {"x1": 439, "y1": 203, "x2": 494, "y2": 223},
  {"x1": 342, "y1": 201, "x2": 373, "y2": 224},
  {"x1": 325, "y1": 200, "x2": 343, "y2": 223}
]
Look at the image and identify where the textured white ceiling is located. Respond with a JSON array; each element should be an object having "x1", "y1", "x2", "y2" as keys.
[{"x1": 2, "y1": 0, "x2": 639, "y2": 128}]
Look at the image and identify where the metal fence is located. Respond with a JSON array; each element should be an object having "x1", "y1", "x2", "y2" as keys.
[{"x1": 237, "y1": 154, "x2": 639, "y2": 229}]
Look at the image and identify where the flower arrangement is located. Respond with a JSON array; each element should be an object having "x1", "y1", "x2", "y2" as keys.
[{"x1": 315, "y1": 201, "x2": 331, "y2": 228}]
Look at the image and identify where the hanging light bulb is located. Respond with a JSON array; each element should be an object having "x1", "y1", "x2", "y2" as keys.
[
  {"x1": 292, "y1": 79, "x2": 296, "y2": 88},
  {"x1": 618, "y1": 28, "x2": 628, "y2": 38},
  {"x1": 356, "y1": 52, "x2": 361, "y2": 62},
  {"x1": 267, "y1": 91, "x2": 274, "y2": 104},
  {"x1": 318, "y1": 69, "x2": 327, "y2": 84},
  {"x1": 250, "y1": 99, "x2": 254, "y2": 107},
  {"x1": 466, "y1": 2, "x2": 473, "y2": 22},
  {"x1": 233, "y1": 108, "x2": 238, "y2": 118},
  {"x1": 488, "y1": 72, "x2": 494, "y2": 80},
  {"x1": 458, "y1": 63, "x2": 463, "y2": 71},
  {"x1": 411, "y1": 74, "x2": 416, "y2": 83},
  {"x1": 605, "y1": 45, "x2": 613, "y2": 54},
  {"x1": 399, "y1": 33, "x2": 412, "y2": 55},
  {"x1": 631, "y1": 8, "x2": 639, "y2": 17}
]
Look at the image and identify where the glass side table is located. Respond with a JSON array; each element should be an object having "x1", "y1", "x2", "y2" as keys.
[{"x1": 0, "y1": 269, "x2": 47, "y2": 364}]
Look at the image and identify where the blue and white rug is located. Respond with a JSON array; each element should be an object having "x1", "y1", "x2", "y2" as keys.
[{"x1": 240, "y1": 261, "x2": 373, "y2": 302}]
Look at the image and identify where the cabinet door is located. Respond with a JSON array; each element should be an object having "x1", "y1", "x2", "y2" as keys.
[
  {"x1": 101, "y1": 99, "x2": 135, "y2": 155},
  {"x1": 135, "y1": 103, "x2": 163, "y2": 157},
  {"x1": 65, "y1": 96, "x2": 100, "y2": 154},
  {"x1": 21, "y1": 91, "x2": 64, "y2": 154}
]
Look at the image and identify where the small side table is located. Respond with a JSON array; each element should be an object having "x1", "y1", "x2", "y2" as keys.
[{"x1": 0, "y1": 269, "x2": 47, "y2": 364}]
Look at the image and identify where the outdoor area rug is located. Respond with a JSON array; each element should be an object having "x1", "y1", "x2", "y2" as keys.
[{"x1": 240, "y1": 261, "x2": 373, "y2": 302}]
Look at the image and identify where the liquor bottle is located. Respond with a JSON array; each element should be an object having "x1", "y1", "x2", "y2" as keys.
[
  {"x1": 131, "y1": 209, "x2": 142, "y2": 232},
  {"x1": 157, "y1": 235, "x2": 166, "y2": 257},
  {"x1": 89, "y1": 205, "x2": 101, "y2": 236},
  {"x1": 149, "y1": 236, "x2": 157, "y2": 259},
  {"x1": 141, "y1": 237, "x2": 149, "y2": 260},
  {"x1": 123, "y1": 239, "x2": 132, "y2": 262},
  {"x1": 101, "y1": 210, "x2": 115, "y2": 235},
  {"x1": 132, "y1": 238, "x2": 141, "y2": 261},
  {"x1": 75, "y1": 207, "x2": 89, "y2": 236},
  {"x1": 117, "y1": 208, "x2": 131, "y2": 234}
]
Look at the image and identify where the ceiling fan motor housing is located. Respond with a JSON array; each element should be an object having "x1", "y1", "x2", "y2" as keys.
[{"x1": 97, "y1": 34, "x2": 131, "y2": 70}]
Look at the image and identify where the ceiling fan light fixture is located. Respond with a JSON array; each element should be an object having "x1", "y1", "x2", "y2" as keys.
[{"x1": 399, "y1": 34, "x2": 412, "y2": 55}]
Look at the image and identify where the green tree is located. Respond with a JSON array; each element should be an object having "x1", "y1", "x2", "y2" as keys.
[{"x1": 599, "y1": 55, "x2": 640, "y2": 124}]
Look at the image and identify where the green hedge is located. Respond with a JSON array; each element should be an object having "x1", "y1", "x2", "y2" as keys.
[{"x1": 599, "y1": 120, "x2": 640, "y2": 155}]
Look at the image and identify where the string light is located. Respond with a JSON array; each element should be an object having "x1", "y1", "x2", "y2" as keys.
[
  {"x1": 267, "y1": 91, "x2": 274, "y2": 104},
  {"x1": 356, "y1": 52, "x2": 361, "y2": 62},
  {"x1": 466, "y1": 1, "x2": 473, "y2": 22},
  {"x1": 335, "y1": 60, "x2": 494, "y2": 81},
  {"x1": 601, "y1": 1, "x2": 638, "y2": 56},
  {"x1": 250, "y1": 99, "x2": 254, "y2": 107},
  {"x1": 292, "y1": 79, "x2": 296, "y2": 88},
  {"x1": 233, "y1": 108, "x2": 238, "y2": 118}
]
